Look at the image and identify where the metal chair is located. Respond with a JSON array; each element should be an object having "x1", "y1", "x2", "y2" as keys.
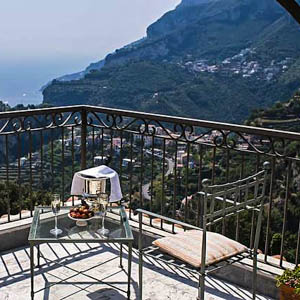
[{"x1": 136, "y1": 162, "x2": 269, "y2": 300}]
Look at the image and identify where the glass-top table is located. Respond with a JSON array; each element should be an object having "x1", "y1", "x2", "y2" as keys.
[
  {"x1": 29, "y1": 205, "x2": 133, "y2": 242},
  {"x1": 28, "y1": 205, "x2": 134, "y2": 299}
]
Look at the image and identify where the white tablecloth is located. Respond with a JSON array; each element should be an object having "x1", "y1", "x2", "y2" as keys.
[{"x1": 70, "y1": 165, "x2": 122, "y2": 202}]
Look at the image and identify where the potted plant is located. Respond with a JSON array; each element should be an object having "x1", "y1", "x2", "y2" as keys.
[{"x1": 276, "y1": 267, "x2": 300, "y2": 299}]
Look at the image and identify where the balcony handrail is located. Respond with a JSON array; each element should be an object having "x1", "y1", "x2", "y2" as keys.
[
  {"x1": 0, "y1": 104, "x2": 300, "y2": 141},
  {"x1": 0, "y1": 103, "x2": 299, "y2": 269}
]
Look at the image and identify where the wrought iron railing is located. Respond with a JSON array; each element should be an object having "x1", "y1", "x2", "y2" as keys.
[{"x1": 1, "y1": 105, "x2": 300, "y2": 269}]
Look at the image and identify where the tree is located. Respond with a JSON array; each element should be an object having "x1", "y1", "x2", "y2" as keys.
[{"x1": 276, "y1": 0, "x2": 300, "y2": 26}]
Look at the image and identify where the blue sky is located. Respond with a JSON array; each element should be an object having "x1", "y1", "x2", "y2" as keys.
[
  {"x1": 0, "y1": 1, "x2": 180, "y2": 105},
  {"x1": 0, "y1": 0, "x2": 180, "y2": 65}
]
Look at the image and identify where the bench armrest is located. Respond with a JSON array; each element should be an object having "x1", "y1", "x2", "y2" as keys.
[{"x1": 135, "y1": 209, "x2": 201, "y2": 231}]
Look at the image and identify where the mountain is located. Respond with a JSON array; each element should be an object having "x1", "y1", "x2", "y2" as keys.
[{"x1": 43, "y1": 0, "x2": 300, "y2": 123}]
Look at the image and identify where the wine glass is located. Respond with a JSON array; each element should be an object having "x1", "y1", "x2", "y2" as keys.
[
  {"x1": 50, "y1": 194, "x2": 63, "y2": 236},
  {"x1": 97, "y1": 193, "x2": 109, "y2": 236}
]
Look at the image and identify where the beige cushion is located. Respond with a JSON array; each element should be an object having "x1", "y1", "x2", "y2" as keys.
[{"x1": 153, "y1": 230, "x2": 247, "y2": 268}]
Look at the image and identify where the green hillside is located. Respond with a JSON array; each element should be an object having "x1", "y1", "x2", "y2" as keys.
[{"x1": 246, "y1": 90, "x2": 300, "y2": 129}]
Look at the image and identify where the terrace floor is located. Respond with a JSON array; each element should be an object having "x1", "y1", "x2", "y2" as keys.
[{"x1": 0, "y1": 243, "x2": 274, "y2": 300}]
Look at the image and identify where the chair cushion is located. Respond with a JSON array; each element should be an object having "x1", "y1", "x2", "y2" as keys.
[{"x1": 152, "y1": 230, "x2": 247, "y2": 268}]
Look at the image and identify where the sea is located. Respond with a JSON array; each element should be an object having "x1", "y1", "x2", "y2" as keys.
[{"x1": 0, "y1": 58, "x2": 88, "y2": 107}]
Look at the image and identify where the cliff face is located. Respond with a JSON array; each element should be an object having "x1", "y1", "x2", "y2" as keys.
[
  {"x1": 148, "y1": 0, "x2": 282, "y2": 37},
  {"x1": 104, "y1": 0, "x2": 284, "y2": 66}
]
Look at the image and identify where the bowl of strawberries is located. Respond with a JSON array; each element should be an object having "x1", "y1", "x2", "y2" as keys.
[{"x1": 69, "y1": 205, "x2": 95, "y2": 226}]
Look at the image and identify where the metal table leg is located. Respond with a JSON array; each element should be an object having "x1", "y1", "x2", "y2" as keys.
[
  {"x1": 127, "y1": 242, "x2": 132, "y2": 300},
  {"x1": 37, "y1": 245, "x2": 40, "y2": 268},
  {"x1": 119, "y1": 243, "x2": 123, "y2": 268},
  {"x1": 30, "y1": 243, "x2": 34, "y2": 300}
]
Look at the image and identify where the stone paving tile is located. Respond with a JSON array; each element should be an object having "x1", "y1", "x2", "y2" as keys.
[{"x1": 0, "y1": 244, "x2": 273, "y2": 300}]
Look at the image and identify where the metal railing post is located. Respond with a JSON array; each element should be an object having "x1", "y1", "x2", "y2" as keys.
[{"x1": 81, "y1": 107, "x2": 87, "y2": 170}]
